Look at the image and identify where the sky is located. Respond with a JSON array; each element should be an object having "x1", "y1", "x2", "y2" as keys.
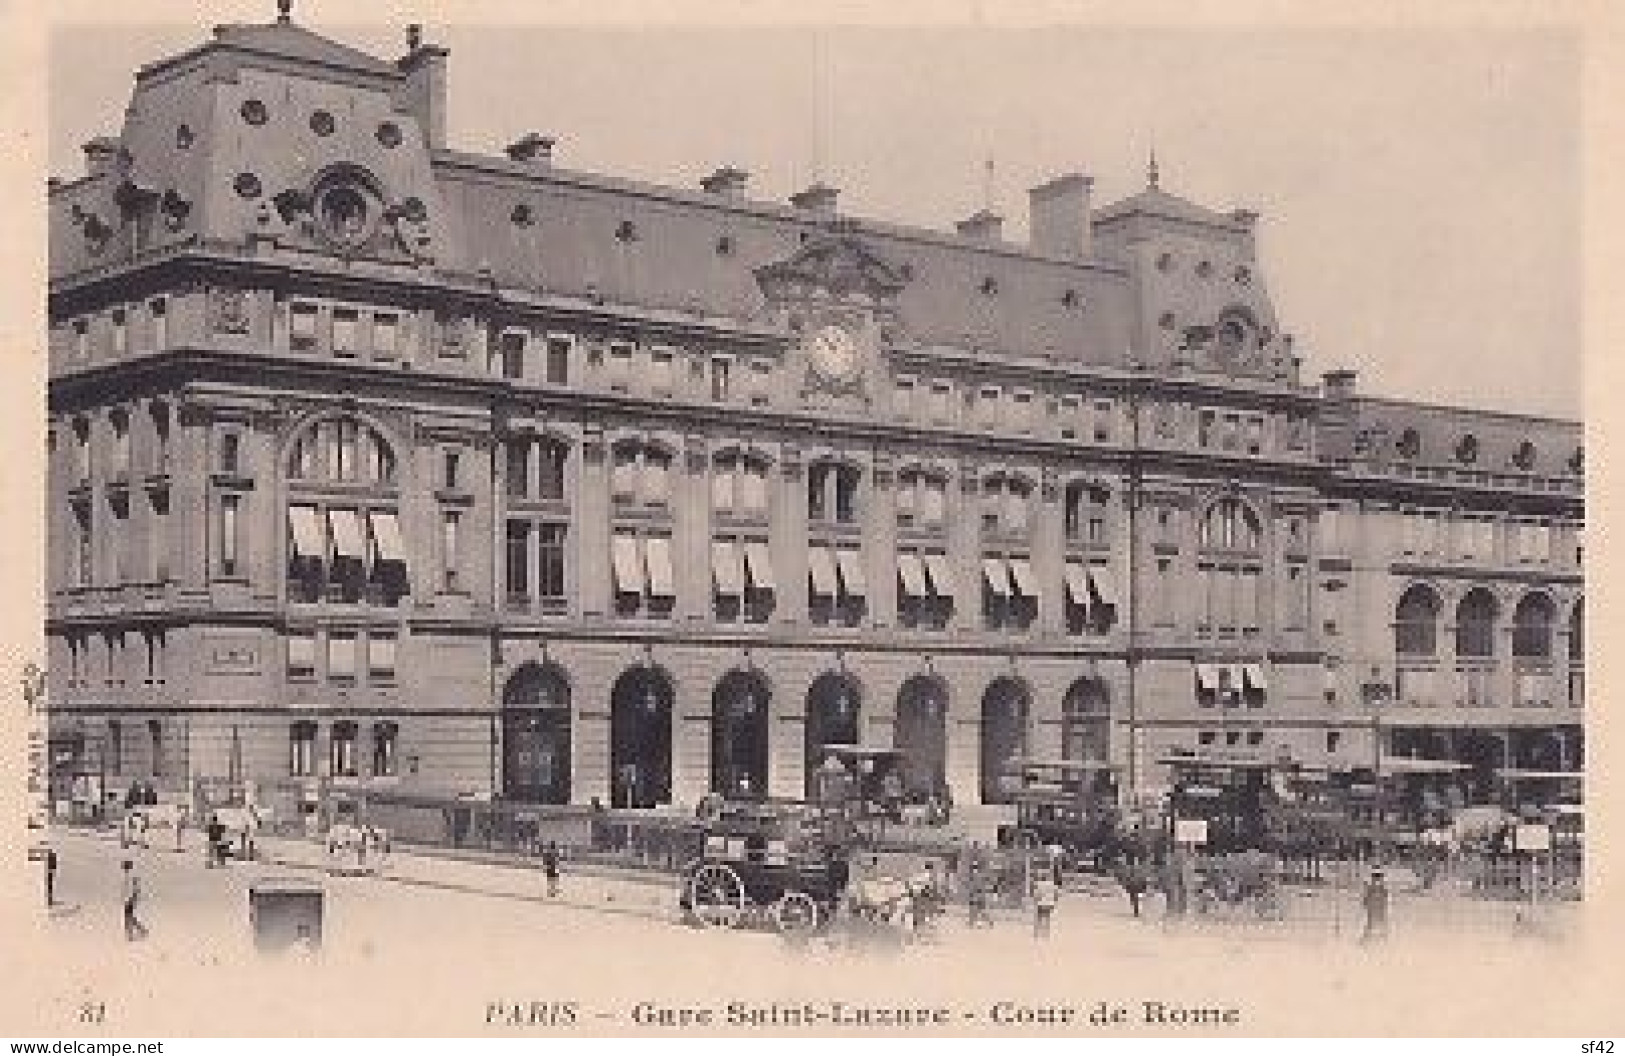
[{"x1": 43, "y1": 6, "x2": 1582, "y2": 419}]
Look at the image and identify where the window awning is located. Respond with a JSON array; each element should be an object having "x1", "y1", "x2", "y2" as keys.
[
  {"x1": 1242, "y1": 663, "x2": 1268, "y2": 692},
  {"x1": 644, "y1": 536, "x2": 675, "y2": 597},
  {"x1": 1195, "y1": 664, "x2": 1218, "y2": 691},
  {"x1": 369, "y1": 511, "x2": 406, "y2": 565},
  {"x1": 1088, "y1": 564, "x2": 1119, "y2": 608},
  {"x1": 744, "y1": 541, "x2": 776, "y2": 593},
  {"x1": 808, "y1": 547, "x2": 838, "y2": 598},
  {"x1": 924, "y1": 554, "x2": 955, "y2": 599},
  {"x1": 982, "y1": 557, "x2": 1010, "y2": 598},
  {"x1": 1063, "y1": 562, "x2": 1091, "y2": 606},
  {"x1": 712, "y1": 540, "x2": 744, "y2": 596},
  {"x1": 612, "y1": 534, "x2": 645, "y2": 594},
  {"x1": 836, "y1": 549, "x2": 867, "y2": 599},
  {"x1": 328, "y1": 509, "x2": 365, "y2": 561},
  {"x1": 897, "y1": 553, "x2": 927, "y2": 598},
  {"x1": 289, "y1": 506, "x2": 323, "y2": 560},
  {"x1": 1008, "y1": 557, "x2": 1037, "y2": 599}
]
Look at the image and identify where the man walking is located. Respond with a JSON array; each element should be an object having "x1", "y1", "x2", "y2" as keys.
[
  {"x1": 44, "y1": 846, "x2": 58, "y2": 908},
  {"x1": 121, "y1": 859, "x2": 147, "y2": 941},
  {"x1": 1031, "y1": 863, "x2": 1059, "y2": 939},
  {"x1": 541, "y1": 841, "x2": 561, "y2": 898},
  {"x1": 1360, "y1": 869, "x2": 1390, "y2": 944}
]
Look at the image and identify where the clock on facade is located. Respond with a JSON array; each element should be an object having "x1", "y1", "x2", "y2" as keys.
[{"x1": 806, "y1": 323, "x2": 859, "y2": 381}]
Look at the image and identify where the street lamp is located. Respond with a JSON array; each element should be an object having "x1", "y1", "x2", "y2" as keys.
[{"x1": 1361, "y1": 665, "x2": 1394, "y2": 865}]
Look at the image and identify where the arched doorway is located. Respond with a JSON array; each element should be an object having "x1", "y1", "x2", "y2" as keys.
[
  {"x1": 711, "y1": 670, "x2": 770, "y2": 799},
  {"x1": 805, "y1": 672, "x2": 862, "y2": 799},
  {"x1": 894, "y1": 675, "x2": 948, "y2": 798},
  {"x1": 980, "y1": 677, "x2": 1031, "y2": 804},
  {"x1": 609, "y1": 667, "x2": 674, "y2": 808},
  {"x1": 1061, "y1": 677, "x2": 1111, "y2": 763},
  {"x1": 501, "y1": 663, "x2": 571, "y2": 804}
]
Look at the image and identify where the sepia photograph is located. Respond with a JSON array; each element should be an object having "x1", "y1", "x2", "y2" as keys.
[{"x1": 5, "y1": 0, "x2": 1621, "y2": 1041}]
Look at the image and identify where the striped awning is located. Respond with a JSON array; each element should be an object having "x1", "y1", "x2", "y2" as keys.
[
  {"x1": 982, "y1": 557, "x2": 1010, "y2": 598},
  {"x1": 923, "y1": 554, "x2": 955, "y2": 599},
  {"x1": 327, "y1": 509, "x2": 365, "y2": 561},
  {"x1": 897, "y1": 553, "x2": 927, "y2": 598},
  {"x1": 368, "y1": 511, "x2": 405, "y2": 565},
  {"x1": 744, "y1": 541, "x2": 776, "y2": 593},
  {"x1": 836, "y1": 549, "x2": 867, "y2": 599},
  {"x1": 808, "y1": 547, "x2": 837, "y2": 598},
  {"x1": 712, "y1": 540, "x2": 744, "y2": 596},
  {"x1": 1063, "y1": 562, "x2": 1091, "y2": 606},
  {"x1": 1008, "y1": 557, "x2": 1037, "y2": 599},
  {"x1": 1195, "y1": 664, "x2": 1219, "y2": 691},
  {"x1": 288, "y1": 506, "x2": 323, "y2": 560},
  {"x1": 644, "y1": 536, "x2": 675, "y2": 597},
  {"x1": 1088, "y1": 564, "x2": 1119, "y2": 607}
]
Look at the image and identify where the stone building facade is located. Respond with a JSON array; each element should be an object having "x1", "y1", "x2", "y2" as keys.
[{"x1": 44, "y1": 12, "x2": 1583, "y2": 818}]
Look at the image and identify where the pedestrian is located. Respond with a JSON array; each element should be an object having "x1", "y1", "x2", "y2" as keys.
[
  {"x1": 541, "y1": 840, "x2": 561, "y2": 898},
  {"x1": 1031, "y1": 867, "x2": 1059, "y2": 939},
  {"x1": 120, "y1": 859, "x2": 147, "y2": 941},
  {"x1": 966, "y1": 865, "x2": 993, "y2": 928},
  {"x1": 44, "y1": 846, "x2": 58, "y2": 907},
  {"x1": 1360, "y1": 869, "x2": 1390, "y2": 943},
  {"x1": 206, "y1": 814, "x2": 226, "y2": 868},
  {"x1": 1119, "y1": 857, "x2": 1148, "y2": 919}
]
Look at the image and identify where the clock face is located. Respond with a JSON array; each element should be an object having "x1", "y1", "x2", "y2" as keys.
[{"x1": 806, "y1": 324, "x2": 859, "y2": 380}]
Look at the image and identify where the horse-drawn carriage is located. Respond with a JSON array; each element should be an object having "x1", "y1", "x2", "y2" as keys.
[
  {"x1": 996, "y1": 758, "x2": 1124, "y2": 871},
  {"x1": 679, "y1": 745, "x2": 953, "y2": 939}
]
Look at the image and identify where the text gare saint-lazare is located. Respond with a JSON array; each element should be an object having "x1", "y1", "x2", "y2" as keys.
[
  {"x1": 486, "y1": 1000, "x2": 1243, "y2": 1029},
  {"x1": 620, "y1": 1001, "x2": 1243, "y2": 1028}
]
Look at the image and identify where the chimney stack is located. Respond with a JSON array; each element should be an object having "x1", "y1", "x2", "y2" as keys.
[
  {"x1": 700, "y1": 166, "x2": 750, "y2": 200},
  {"x1": 1322, "y1": 368, "x2": 1357, "y2": 399},
  {"x1": 82, "y1": 138, "x2": 123, "y2": 180},
  {"x1": 789, "y1": 182, "x2": 839, "y2": 217},
  {"x1": 397, "y1": 31, "x2": 449, "y2": 151},
  {"x1": 1028, "y1": 173, "x2": 1094, "y2": 259},
  {"x1": 955, "y1": 209, "x2": 1003, "y2": 242},
  {"x1": 506, "y1": 133, "x2": 556, "y2": 168}
]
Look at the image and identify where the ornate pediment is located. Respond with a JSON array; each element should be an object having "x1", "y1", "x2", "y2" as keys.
[{"x1": 754, "y1": 234, "x2": 908, "y2": 304}]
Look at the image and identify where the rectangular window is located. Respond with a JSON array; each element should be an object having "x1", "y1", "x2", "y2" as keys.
[
  {"x1": 290, "y1": 723, "x2": 317, "y2": 777},
  {"x1": 500, "y1": 330, "x2": 526, "y2": 380},
  {"x1": 929, "y1": 382, "x2": 953, "y2": 422},
  {"x1": 441, "y1": 449, "x2": 461, "y2": 492},
  {"x1": 741, "y1": 466, "x2": 769, "y2": 516},
  {"x1": 1243, "y1": 416, "x2": 1264, "y2": 455},
  {"x1": 288, "y1": 634, "x2": 316, "y2": 680},
  {"x1": 611, "y1": 447, "x2": 638, "y2": 504},
  {"x1": 441, "y1": 510, "x2": 461, "y2": 590},
  {"x1": 332, "y1": 309, "x2": 359, "y2": 356},
  {"x1": 894, "y1": 377, "x2": 916, "y2": 416},
  {"x1": 74, "y1": 504, "x2": 93, "y2": 587},
  {"x1": 539, "y1": 524, "x2": 567, "y2": 600},
  {"x1": 112, "y1": 418, "x2": 131, "y2": 477},
  {"x1": 1059, "y1": 395, "x2": 1081, "y2": 440},
  {"x1": 608, "y1": 342, "x2": 633, "y2": 390},
  {"x1": 710, "y1": 357, "x2": 732, "y2": 401},
  {"x1": 650, "y1": 349, "x2": 675, "y2": 393},
  {"x1": 73, "y1": 318, "x2": 89, "y2": 358},
  {"x1": 505, "y1": 441, "x2": 530, "y2": 500},
  {"x1": 290, "y1": 303, "x2": 319, "y2": 350},
  {"x1": 372, "y1": 723, "x2": 399, "y2": 778},
  {"x1": 545, "y1": 337, "x2": 571, "y2": 385},
  {"x1": 330, "y1": 722, "x2": 358, "y2": 778},
  {"x1": 505, "y1": 520, "x2": 531, "y2": 602},
  {"x1": 372, "y1": 313, "x2": 399, "y2": 358},
  {"x1": 1012, "y1": 390, "x2": 1034, "y2": 431},
  {"x1": 218, "y1": 494, "x2": 241, "y2": 577},
  {"x1": 107, "y1": 720, "x2": 122, "y2": 776},
  {"x1": 921, "y1": 478, "x2": 947, "y2": 526},
  {"x1": 1199, "y1": 410, "x2": 1217, "y2": 448},
  {"x1": 149, "y1": 490, "x2": 170, "y2": 581},
  {"x1": 147, "y1": 719, "x2": 163, "y2": 777},
  {"x1": 328, "y1": 632, "x2": 358, "y2": 682},
  {"x1": 220, "y1": 432, "x2": 241, "y2": 475},
  {"x1": 538, "y1": 443, "x2": 567, "y2": 502},
  {"x1": 367, "y1": 633, "x2": 397, "y2": 683},
  {"x1": 1093, "y1": 401, "x2": 1114, "y2": 443},
  {"x1": 150, "y1": 298, "x2": 168, "y2": 349},
  {"x1": 111, "y1": 308, "x2": 128, "y2": 354}
]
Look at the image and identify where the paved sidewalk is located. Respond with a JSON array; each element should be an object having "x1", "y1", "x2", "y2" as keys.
[{"x1": 255, "y1": 835, "x2": 679, "y2": 921}]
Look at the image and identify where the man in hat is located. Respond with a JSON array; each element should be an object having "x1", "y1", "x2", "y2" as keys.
[
  {"x1": 1360, "y1": 869, "x2": 1390, "y2": 943},
  {"x1": 120, "y1": 859, "x2": 147, "y2": 941}
]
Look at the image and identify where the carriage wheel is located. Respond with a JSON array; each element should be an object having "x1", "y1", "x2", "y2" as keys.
[
  {"x1": 774, "y1": 891, "x2": 821, "y2": 935},
  {"x1": 687, "y1": 863, "x2": 746, "y2": 929}
]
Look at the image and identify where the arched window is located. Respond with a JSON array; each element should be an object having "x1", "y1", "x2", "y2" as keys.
[
  {"x1": 1064, "y1": 483, "x2": 1111, "y2": 546},
  {"x1": 1395, "y1": 584, "x2": 1441, "y2": 656},
  {"x1": 897, "y1": 467, "x2": 948, "y2": 529},
  {"x1": 1395, "y1": 428, "x2": 1422, "y2": 460},
  {"x1": 1200, "y1": 498, "x2": 1261, "y2": 552},
  {"x1": 1511, "y1": 593, "x2": 1555, "y2": 659},
  {"x1": 286, "y1": 416, "x2": 397, "y2": 487},
  {"x1": 982, "y1": 473, "x2": 1032, "y2": 536},
  {"x1": 610, "y1": 439, "x2": 670, "y2": 508},
  {"x1": 1455, "y1": 588, "x2": 1498, "y2": 658},
  {"x1": 808, "y1": 458, "x2": 861, "y2": 526}
]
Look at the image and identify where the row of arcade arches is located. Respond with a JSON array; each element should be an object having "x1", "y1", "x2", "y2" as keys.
[{"x1": 498, "y1": 663, "x2": 1113, "y2": 808}]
